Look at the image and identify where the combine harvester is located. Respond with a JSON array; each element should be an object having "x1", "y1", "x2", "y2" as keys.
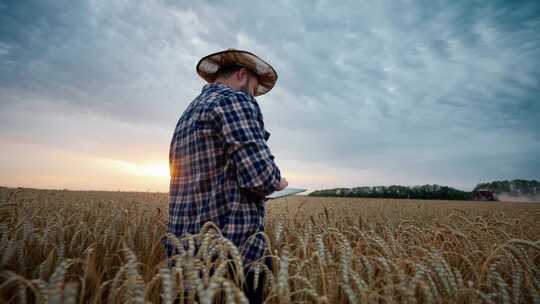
[{"x1": 472, "y1": 189, "x2": 498, "y2": 201}]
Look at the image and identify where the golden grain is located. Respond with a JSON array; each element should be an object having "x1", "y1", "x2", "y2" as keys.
[{"x1": 1, "y1": 189, "x2": 540, "y2": 303}]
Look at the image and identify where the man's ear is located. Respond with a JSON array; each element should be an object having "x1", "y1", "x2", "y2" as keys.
[{"x1": 238, "y1": 67, "x2": 249, "y2": 82}]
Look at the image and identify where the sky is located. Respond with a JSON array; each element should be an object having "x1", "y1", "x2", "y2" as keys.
[{"x1": 1, "y1": 0, "x2": 539, "y2": 192}]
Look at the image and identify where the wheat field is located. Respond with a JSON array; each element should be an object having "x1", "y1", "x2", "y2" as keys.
[{"x1": 1, "y1": 187, "x2": 539, "y2": 303}]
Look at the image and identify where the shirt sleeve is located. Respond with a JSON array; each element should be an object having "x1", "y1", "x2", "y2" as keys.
[{"x1": 210, "y1": 92, "x2": 281, "y2": 197}]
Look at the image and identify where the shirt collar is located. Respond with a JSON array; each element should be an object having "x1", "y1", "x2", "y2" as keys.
[
  {"x1": 203, "y1": 81, "x2": 257, "y2": 101},
  {"x1": 202, "y1": 81, "x2": 234, "y2": 93}
]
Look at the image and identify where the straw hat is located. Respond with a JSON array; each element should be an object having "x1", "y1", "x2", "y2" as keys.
[{"x1": 196, "y1": 48, "x2": 278, "y2": 96}]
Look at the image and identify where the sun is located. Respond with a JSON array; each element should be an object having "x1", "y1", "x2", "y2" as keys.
[
  {"x1": 106, "y1": 160, "x2": 170, "y2": 178},
  {"x1": 134, "y1": 163, "x2": 170, "y2": 178}
]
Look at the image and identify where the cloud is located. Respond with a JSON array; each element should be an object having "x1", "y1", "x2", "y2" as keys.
[
  {"x1": 1, "y1": 0, "x2": 539, "y2": 191},
  {"x1": 0, "y1": 0, "x2": 215, "y2": 124}
]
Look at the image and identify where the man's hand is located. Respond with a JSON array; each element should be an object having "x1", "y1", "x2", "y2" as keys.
[{"x1": 276, "y1": 178, "x2": 288, "y2": 191}]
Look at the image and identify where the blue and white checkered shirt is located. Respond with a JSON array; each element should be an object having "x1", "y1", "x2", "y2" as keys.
[{"x1": 164, "y1": 82, "x2": 281, "y2": 266}]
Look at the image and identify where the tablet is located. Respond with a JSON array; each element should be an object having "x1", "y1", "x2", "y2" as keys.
[{"x1": 266, "y1": 188, "x2": 307, "y2": 199}]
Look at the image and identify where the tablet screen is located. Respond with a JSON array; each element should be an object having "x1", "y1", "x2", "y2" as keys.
[{"x1": 266, "y1": 188, "x2": 307, "y2": 199}]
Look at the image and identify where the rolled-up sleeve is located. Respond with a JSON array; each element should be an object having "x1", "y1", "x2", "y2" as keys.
[{"x1": 210, "y1": 92, "x2": 281, "y2": 197}]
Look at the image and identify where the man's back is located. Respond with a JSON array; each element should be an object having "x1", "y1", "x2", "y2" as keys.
[{"x1": 166, "y1": 81, "x2": 281, "y2": 266}]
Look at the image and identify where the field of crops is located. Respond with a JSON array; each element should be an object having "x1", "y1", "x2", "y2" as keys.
[{"x1": 1, "y1": 187, "x2": 540, "y2": 303}]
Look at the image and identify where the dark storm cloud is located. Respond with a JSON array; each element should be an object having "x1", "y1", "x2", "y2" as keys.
[
  {"x1": 1, "y1": 0, "x2": 539, "y2": 190},
  {"x1": 0, "y1": 0, "x2": 213, "y2": 123}
]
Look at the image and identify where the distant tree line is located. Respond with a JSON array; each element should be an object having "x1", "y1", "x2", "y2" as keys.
[
  {"x1": 308, "y1": 179, "x2": 540, "y2": 200},
  {"x1": 309, "y1": 184, "x2": 472, "y2": 200}
]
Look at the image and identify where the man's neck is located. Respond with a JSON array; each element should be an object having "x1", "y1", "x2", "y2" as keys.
[
  {"x1": 214, "y1": 80, "x2": 239, "y2": 91},
  {"x1": 214, "y1": 80, "x2": 252, "y2": 98}
]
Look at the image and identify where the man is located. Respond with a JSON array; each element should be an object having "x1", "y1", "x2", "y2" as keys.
[{"x1": 164, "y1": 48, "x2": 288, "y2": 302}]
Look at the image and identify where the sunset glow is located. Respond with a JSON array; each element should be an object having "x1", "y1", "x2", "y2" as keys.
[{"x1": 109, "y1": 160, "x2": 170, "y2": 178}]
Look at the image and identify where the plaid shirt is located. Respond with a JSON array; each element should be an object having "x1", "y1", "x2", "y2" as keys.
[{"x1": 164, "y1": 82, "x2": 281, "y2": 266}]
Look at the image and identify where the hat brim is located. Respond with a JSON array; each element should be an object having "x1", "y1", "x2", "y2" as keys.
[{"x1": 196, "y1": 49, "x2": 278, "y2": 96}]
